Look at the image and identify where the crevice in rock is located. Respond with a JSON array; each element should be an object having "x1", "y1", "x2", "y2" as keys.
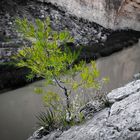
[{"x1": 128, "y1": 126, "x2": 140, "y2": 132}]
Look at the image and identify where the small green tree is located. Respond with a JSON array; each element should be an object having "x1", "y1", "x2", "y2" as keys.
[{"x1": 14, "y1": 18, "x2": 106, "y2": 129}]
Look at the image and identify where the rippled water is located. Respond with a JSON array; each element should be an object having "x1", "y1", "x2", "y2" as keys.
[{"x1": 0, "y1": 42, "x2": 140, "y2": 140}]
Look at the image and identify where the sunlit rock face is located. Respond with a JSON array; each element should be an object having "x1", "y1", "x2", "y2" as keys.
[
  {"x1": 28, "y1": 79, "x2": 140, "y2": 140},
  {"x1": 42, "y1": 0, "x2": 140, "y2": 31}
]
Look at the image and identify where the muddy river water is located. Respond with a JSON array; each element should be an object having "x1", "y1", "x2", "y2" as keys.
[{"x1": 0, "y1": 42, "x2": 140, "y2": 140}]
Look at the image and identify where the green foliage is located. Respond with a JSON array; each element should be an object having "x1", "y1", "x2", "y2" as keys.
[
  {"x1": 15, "y1": 18, "x2": 75, "y2": 83},
  {"x1": 34, "y1": 87, "x2": 43, "y2": 94},
  {"x1": 70, "y1": 61, "x2": 100, "y2": 89},
  {"x1": 36, "y1": 109, "x2": 58, "y2": 132},
  {"x1": 43, "y1": 91, "x2": 62, "y2": 111},
  {"x1": 14, "y1": 18, "x2": 107, "y2": 132}
]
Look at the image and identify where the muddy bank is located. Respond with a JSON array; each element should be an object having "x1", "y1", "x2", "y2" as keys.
[{"x1": 0, "y1": 0, "x2": 140, "y2": 92}]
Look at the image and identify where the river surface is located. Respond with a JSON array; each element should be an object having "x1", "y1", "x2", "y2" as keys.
[{"x1": 0, "y1": 42, "x2": 140, "y2": 140}]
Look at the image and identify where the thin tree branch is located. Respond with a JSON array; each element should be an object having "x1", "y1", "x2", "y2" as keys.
[{"x1": 53, "y1": 74, "x2": 71, "y2": 120}]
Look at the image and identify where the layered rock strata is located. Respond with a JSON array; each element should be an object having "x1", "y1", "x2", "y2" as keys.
[{"x1": 41, "y1": 0, "x2": 140, "y2": 31}]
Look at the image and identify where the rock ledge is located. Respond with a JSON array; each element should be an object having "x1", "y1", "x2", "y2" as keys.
[{"x1": 28, "y1": 79, "x2": 140, "y2": 140}]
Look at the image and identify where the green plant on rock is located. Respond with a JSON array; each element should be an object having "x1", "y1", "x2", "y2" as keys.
[
  {"x1": 14, "y1": 18, "x2": 107, "y2": 131},
  {"x1": 36, "y1": 109, "x2": 57, "y2": 133}
]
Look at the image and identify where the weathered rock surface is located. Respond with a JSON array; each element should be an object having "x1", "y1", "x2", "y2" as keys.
[
  {"x1": 28, "y1": 79, "x2": 140, "y2": 140},
  {"x1": 107, "y1": 79, "x2": 140, "y2": 103},
  {"x1": 41, "y1": 0, "x2": 140, "y2": 31}
]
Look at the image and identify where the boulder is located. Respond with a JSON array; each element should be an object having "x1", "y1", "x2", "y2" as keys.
[
  {"x1": 107, "y1": 79, "x2": 140, "y2": 103},
  {"x1": 28, "y1": 79, "x2": 140, "y2": 140}
]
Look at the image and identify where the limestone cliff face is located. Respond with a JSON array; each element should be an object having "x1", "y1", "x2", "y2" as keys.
[{"x1": 43, "y1": 0, "x2": 140, "y2": 31}]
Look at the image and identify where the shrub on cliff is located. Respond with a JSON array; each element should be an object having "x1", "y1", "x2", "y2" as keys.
[{"x1": 14, "y1": 18, "x2": 107, "y2": 131}]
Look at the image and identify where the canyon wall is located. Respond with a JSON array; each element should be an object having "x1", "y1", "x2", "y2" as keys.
[{"x1": 42, "y1": 0, "x2": 140, "y2": 31}]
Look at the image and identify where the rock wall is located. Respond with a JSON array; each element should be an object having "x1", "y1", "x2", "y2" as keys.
[
  {"x1": 42, "y1": 0, "x2": 140, "y2": 31},
  {"x1": 1, "y1": 0, "x2": 140, "y2": 63},
  {"x1": 0, "y1": 0, "x2": 140, "y2": 91}
]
